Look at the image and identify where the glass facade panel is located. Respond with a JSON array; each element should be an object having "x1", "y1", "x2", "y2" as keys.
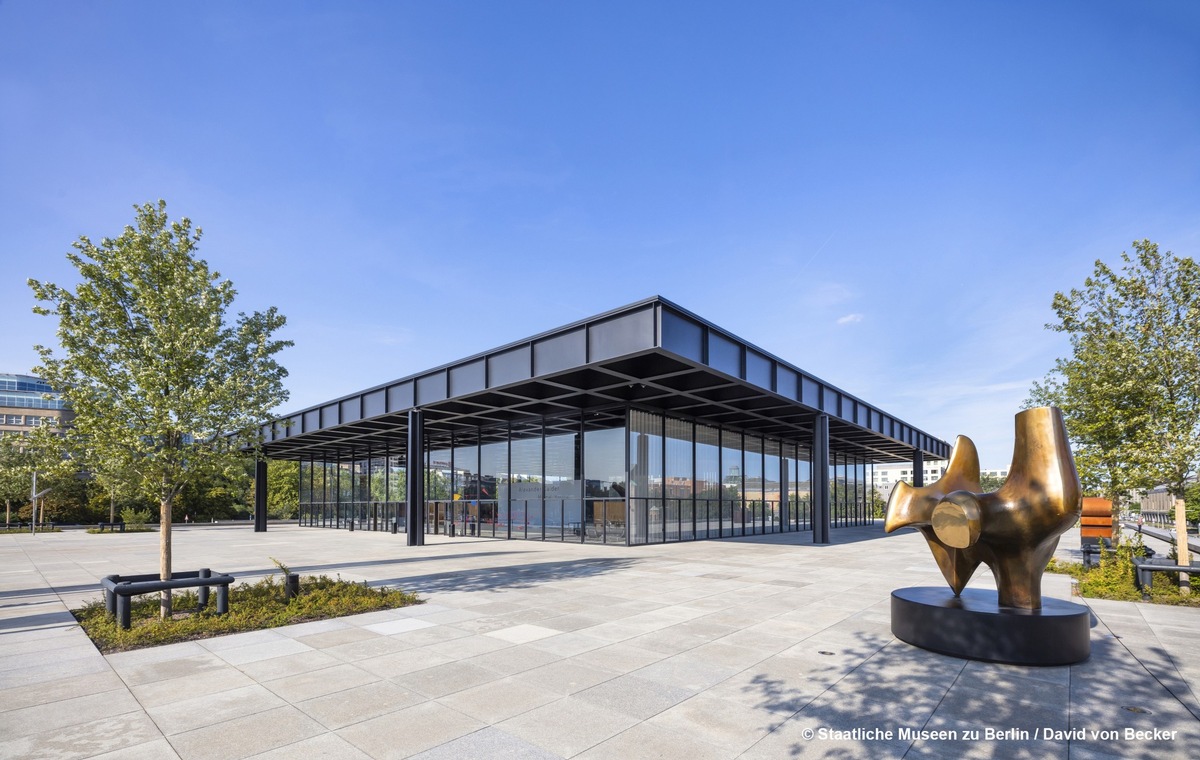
[
  {"x1": 480, "y1": 434, "x2": 508, "y2": 538},
  {"x1": 544, "y1": 423, "x2": 581, "y2": 543},
  {"x1": 427, "y1": 446, "x2": 453, "y2": 535},
  {"x1": 629, "y1": 409, "x2": 663, "y2": 545},
  {"x1": 584, "y1": 421, "x2": 625, "y2": 544},
  {"x1": 744, "y1": 435, "x2": 763, "y2": 535},
  {"x1": 388, "y1": 454, "x2": 405, "y2": 503},
  {"x1": 764, "y1": 439, "x2": 781, "y2": 534},
  {"x1": 454, "y1": 441, "x2": 479, "y2": 499},
  {"x1": 509, "y1": 421, "x2": 542, "y2": 540},
  {"x1": 793, "y1": 446, "x2": 812, "y2": 530},
  {"x1": 428, "y1": 448, "x2": 452, "y2": 500},
  {"x1": 695, "y1": 424, "x2": 720, "y2": 539},
  {"x1": 665, "y1": 416, "x2": 693, "y2": 542},
  {"x1": 721, "y1": 430, "x2": 742, "y2": 537},
  {"x1": 291, "y1": 402, "x2": 882, "y2": 543}
]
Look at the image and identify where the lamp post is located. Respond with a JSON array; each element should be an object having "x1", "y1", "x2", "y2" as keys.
[{"x1": 30, "y1": 472, "x2": 51, "y2": 533}]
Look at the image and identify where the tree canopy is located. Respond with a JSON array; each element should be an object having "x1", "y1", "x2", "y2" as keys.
[
  {"x1": 1027, "y1": 240, "x2": 1200, "y2": 503},
  {"x1": 29, "y1": 201, "x2": 291, "y2": 613}
]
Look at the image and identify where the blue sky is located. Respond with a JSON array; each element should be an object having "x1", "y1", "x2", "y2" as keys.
[{"x1": 2, "y1": 1, "x2": 1198, "y2": 468}]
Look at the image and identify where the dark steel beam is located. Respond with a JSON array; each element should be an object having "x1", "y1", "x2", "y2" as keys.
[
  {"x1": 406, "y1": 409, "x2": 425, "y2": 546},
  {"x1": 812, "y1": 414, "x2": 830, "y2": 545},
  {"x1": 254, "y1": 459, "x2": 267, "y2": 532}
]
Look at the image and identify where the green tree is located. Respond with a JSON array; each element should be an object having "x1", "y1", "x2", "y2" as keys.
[
  {"x1": 82, "y1": 438, "x2": 142, "y2": 524},
  {"x1": 1028, "y1": 240, "x2": 1200, "y2": 506},
  {"x1": 1185, "y1": 482, "x2": 1200, "y2": 527},
  {"x1": 179, "y1": 463, "x2": 253, "y2": 522},
  {"x1": 248, "y1": 459, "x2": 300, "y2": 520},
  {"x1": 978, "y1": 473, "x2": 1006, "y2": 493},
  {"x1": 5, "y1": 420, "x2": 87, "y2": 526},
  {"x1": 0, "y1": 439, "x2": 31, "y2": 526},
  {"x1": 30, "y1": 201, "x2": 291, "y2": 616}
]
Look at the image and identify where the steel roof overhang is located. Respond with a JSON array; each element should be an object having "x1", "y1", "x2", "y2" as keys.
[{"x1": 258, "y1": 297, "x2": 950, "y2": 463}]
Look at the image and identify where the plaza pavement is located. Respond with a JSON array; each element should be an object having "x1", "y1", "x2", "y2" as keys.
[{"x1": 1, "y1": 522, "x2": 1198, "y2": 760}]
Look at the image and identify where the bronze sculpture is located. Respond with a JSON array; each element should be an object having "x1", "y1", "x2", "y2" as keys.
[{"x1": 885, "y1": 406, "x2": 1082, "y2": 609}]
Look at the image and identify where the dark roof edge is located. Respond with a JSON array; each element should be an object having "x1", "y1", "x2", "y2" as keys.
[
  {"x1": 268, "y1": 295, "x2": 667, "y2": 420},
  {"x1": 265, "y1": 295, "x2": 949, "y2": 456},
  {"x1": 653, "y1": 296, "x2": 876, "y2": 413}
]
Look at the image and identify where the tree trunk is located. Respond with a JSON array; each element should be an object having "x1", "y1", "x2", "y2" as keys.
[
  {"x1": 160, "y1": 497, "x2": 173, "y2": 618},
  {"x1": 5, "y1": 499, "x2": 9, "y2": 528},
  {"x1": 110, "y1": 492, "x2": 115, "y2": 524},
  {"x1": 1176, "y1": 497, "x2": 1191, "y2": 595}
]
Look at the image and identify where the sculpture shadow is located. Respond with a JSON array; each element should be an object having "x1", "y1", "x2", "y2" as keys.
[{"x1": 736, "y1": 620, "x2": 1200, "y2": 758}]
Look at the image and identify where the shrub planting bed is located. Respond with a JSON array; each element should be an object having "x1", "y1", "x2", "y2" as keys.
[{"x1": 73, "y1": 574, "x2": 421, "y2": 653}]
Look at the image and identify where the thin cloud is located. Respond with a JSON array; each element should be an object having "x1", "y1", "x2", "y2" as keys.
[{"x1": 836, "y1": 313, "x2": 864, "y2": 325}]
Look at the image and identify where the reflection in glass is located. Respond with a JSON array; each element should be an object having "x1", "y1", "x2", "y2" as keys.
[
  {"x1": 480, "y1": 435, "x2": 508, "y2": 538},
  {"x1": 744, "y1": 435, "x2": 763, "y2": 535},
  {"x1": 696, "y1": 424, "x2": 720, "y2": 539},
  {"x1": 665, "y1": 416, "x2": 693, "y2": 541},
  {"x1": 629, "y1": 409, "x2": 662, "y2": 545},
  {"x1": 292, "y1": 403, "x2": 859, "y2": 543},
  {"x1": 765, "y1": 439, "x2": 781, "y2": 533},
  {"x1": 722, "y1": 430, "x2": 742, "y2": 537},
  {"x1": 510, "y1": 422, "x2": 541, "y2": 540},
  {"x1": 585, "y1": 422, "x2": 625, "y2": 544},
  {"x1": 545, "y1": 426, "x2": 580, "y2": 542}
]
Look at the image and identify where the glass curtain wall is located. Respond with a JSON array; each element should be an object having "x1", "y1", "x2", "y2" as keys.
[
  {"x1": 426, "y1": 445, "x2": 453, "y2": 534},
  {"x1": 544, "y1": 421, "x2": 581, "y2": 542},
  {"x1": 744, "y1": 435, "x2": 764, "y2": 535},
  {"x1": 696, "y1": 424, "x2": 721, "y2": 539},
  {"x1": 584, "y1": 417, "x2": 626, "y2": 544},
  {"x1": 764, "y1": 439, "x2": 781, "y2": 534},
  {"x1": 623, "y1": 410, "x2": 804, "y2": 545},
  {"x1": 479, "y1": 430, "x2": 508, "y2": 538},
  {"x1": 787, "y1": 445, "x2": 813, "y2": 531},
  {"x1": 628, "y1": 409, "x2": 662, "y2": 545},
  {"x1": 829, "y1": 452, "x2": 872, "y2": 527},
  {"x1": 665, "y1": 416, "x2": 693, "y2": 542},
  {"x1": 294, "y1": 405, "x2": 875, "y2": 542},
  {"x1": 721, "y1": 430, "x2": 743, "y2": 538},
  {"x1": 509, "y1": 420, "x2": 542, "y2": 540}
]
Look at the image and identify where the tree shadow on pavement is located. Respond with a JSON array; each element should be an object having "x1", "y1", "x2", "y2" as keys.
[
  {"x1": 370, "y1": 556, "x2": 640, "y2": 595},
  {"x1": 736, "y1": 616, "x2": 1200, "y2": 759}
]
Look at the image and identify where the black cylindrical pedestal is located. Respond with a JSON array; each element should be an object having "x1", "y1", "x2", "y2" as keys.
[{"x1": 891, "y1": 587, "x2": 1091, "y2": 666}]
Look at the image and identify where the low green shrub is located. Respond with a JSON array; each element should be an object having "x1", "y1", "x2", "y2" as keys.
[
  {"x1": 72, "y1": 575, "x2": 421, "y2": 653},
  {"x1": 85, "y1": 526, "x2": 154, "y2": 534},
  {"x1": 1045, "y1": 535, "x2": 1199, "y2": 606},
  {"x1": 120, "y1": 506, "x2": 152, "y2": 529},
  {"x1": 0, "y1": 526, "x2": 62, "y2": 534}
]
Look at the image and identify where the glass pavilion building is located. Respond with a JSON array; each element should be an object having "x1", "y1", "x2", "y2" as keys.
[{"x1": 255, "y1": 297, "x2": 948, "y2": 546}]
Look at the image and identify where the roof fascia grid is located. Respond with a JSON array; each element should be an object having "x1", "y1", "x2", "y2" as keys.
[{"x1": 261, "y1": 297, "x2": 948, "y2": 460}]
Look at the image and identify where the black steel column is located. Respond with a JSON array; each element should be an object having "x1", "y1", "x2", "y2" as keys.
[
  {"x1": 406, "y1": 409, "x2": 425, "y2": 546},
  {"x1": 812, "y1": 415, "x2": 830, "y2": 544},
  {"x1": 254, "y1": 459, "x2": 268, "y2": 532},
  {"x1": 780, "y1": 446, "x2": 790, "y2": 532},
  {"x1": 913, "y1": 449, "x2": 924, "y2": 488}
]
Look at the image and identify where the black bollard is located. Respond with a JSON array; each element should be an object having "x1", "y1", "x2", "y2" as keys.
[{"x1": 198, "y1": 568, "x2": 211, "y2": 608}]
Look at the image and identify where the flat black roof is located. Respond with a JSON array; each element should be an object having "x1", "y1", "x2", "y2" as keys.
[{"x1": 260, "y1": 296, "x2": 950, "y2": 462}]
